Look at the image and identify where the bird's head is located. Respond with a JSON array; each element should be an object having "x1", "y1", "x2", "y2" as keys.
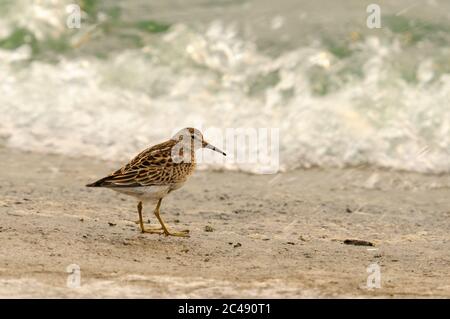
[{"x1": 171, "y1": 127, "x2": 226, "y2": 156}]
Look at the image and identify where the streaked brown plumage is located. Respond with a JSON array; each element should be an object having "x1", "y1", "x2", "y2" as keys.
[
  {"x1": 88, "y1": 139, "x2": 194, "y2": 188},
  {"x1": 86, "y1": 127, "x2": 226, "y2": 237}
]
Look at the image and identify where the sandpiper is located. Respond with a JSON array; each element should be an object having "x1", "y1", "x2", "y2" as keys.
[{"x1": 86, "y1": 128, "x2": 226, "y2": 237}]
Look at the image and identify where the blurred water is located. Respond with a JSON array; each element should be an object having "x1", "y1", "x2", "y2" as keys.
[{"x1": 1, "y1": 0, "x2": 450, "y2": 173}]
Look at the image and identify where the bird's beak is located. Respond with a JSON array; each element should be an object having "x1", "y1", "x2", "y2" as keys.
[{"x1": 202, "y1": 140, "x2": 226, "y2": 156}]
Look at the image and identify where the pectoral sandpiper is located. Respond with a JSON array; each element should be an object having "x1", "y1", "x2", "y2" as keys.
[{"x1": 86, "y1": 128, "x2": 226, "y2": 237}]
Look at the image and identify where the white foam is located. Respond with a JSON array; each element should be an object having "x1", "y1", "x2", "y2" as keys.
[{"x1": 1, "y1": 18, "x2": 450, "y2": 174}]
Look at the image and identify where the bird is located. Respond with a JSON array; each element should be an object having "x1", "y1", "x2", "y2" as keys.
[{"x1": 86, "y1": 127, "x2": 226, "y2": 237}]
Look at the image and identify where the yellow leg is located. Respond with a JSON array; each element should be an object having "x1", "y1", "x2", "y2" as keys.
[
  {"x1": 137, "y1": 201, "x2": 163, "y2": 234},
  {"x1": 154, "y1": 199, "x2": 190, "y2": 237}
]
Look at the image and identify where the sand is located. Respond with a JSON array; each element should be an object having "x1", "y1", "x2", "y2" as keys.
[{"x1": 0, "y1": 146, "x2": 449, "y2": 298}]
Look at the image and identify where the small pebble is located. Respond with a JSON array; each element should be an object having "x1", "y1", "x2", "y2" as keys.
[
  {"x1": 343, "y1": 239, "x2": 374, "y2": 246},
  {"x1": 233, "y1": 243, "x2": 242, "y2": 248},
  {"x1": 204, "y1": 225, "x2": 214, "y2": 232}
]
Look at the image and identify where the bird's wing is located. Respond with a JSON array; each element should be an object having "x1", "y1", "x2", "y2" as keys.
[{"x1": 88, "y1": 140, "x2": 176, "y2": 188}]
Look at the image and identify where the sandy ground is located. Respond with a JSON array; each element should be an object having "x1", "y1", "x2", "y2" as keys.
[{"x1": 0, "y1": 146, "x2": 449, "y2": 298}]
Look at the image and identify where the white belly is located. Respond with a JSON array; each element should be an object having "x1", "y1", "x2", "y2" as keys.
[{"x1": 111, "y1": 185, "x2": 171, "y2": 202}]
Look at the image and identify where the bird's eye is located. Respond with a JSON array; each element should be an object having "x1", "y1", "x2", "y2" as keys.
[{"x1": 191, "y1": 135, "x2": 195, "y2": 139}]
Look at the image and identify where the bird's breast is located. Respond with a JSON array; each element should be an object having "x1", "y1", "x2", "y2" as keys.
[{"x1": 170, "y1": 162, "x2": 196, "y2": 183}]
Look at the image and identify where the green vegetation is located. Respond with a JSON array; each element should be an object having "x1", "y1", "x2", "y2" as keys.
[
  {"x1": 135, "y1": 20, "x2": 171, "y2": 34},
  {"x1": 0, "y1": 0, "x2": 171, "y2": 61},
  {"x1": 384, "y1": 15, "x2": 450, "y2": 45},
  {"x1": 322, "y1": 37, "x2": 353, "y2": 59},
  {"x1": 0, "y1": 28, "x2": 37, "y2": 51},
  {"x1": 248, "y1": 70, "x2": 280, "y2": 96},
  {"x1": 79, "y1": 0, "x2": 98, "y2": 16}
]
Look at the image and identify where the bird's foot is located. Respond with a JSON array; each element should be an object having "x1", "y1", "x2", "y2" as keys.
[
  {"x1": 140, "y1": 224, "x2": 164, "y2": 234},
  {"x1": 163, "y1": 229, "x2": 190, "y2": 237},
  {"x1": 141, "y1": 227, "x2": 164, "y2": 234}
]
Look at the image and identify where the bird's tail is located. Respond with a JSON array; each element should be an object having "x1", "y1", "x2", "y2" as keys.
[
  {"x1": 86, "y1": 181, "x2": 100, "y2": 187},
  {"x1": 86, "y1": 176, "x2": 109, "y2": 187}
]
